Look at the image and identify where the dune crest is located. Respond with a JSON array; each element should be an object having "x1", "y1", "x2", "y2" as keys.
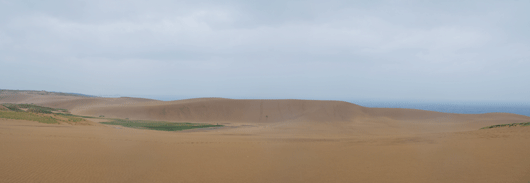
[{"x1": 2, "y1": 91, "x2": 529, "y2": 134}]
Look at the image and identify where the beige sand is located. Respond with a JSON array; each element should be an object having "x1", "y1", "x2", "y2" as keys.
[{"x1": 1, "y1": 92, "x2": 530, "y2": 182}]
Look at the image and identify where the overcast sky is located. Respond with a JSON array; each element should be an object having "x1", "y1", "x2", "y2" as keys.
[{"x1": 0, "y1": 0, "x2": 529, "y2": 102}]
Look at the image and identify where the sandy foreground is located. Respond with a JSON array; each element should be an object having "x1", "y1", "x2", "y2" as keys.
[
  {"x1": 1, "y1": 119, "x2": 530, "y2": 183},
  {"x1": 1, "y1": 92, "x2": 530, "y2": 182}
]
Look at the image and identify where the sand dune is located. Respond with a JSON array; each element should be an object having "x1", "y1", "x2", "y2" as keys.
[
  {"x1": 4, "y1": 93, "x2": 527, "y2": 134},
  {"x1": 2, "y1": 91, "x2": 529, "y2": 136},
  {"x1": 1, "y1": 91, "x2": 530, "y2": 182}
]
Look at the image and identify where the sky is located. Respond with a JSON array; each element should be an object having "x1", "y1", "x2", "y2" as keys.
[{"x1": 0, "y1": 0, "x2": 529, "y2": 102}]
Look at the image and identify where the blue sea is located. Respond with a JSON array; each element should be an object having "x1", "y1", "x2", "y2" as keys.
[{"x1": 348, "y1": 100, "x2": 530, "y2": 117}]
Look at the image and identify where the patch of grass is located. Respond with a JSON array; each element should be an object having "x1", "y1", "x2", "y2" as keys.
[
  {"x1": 16, "y1": 104, "x2": 56, "y2": 113},
  {"x1": 0, "y1": 103, "x2": 96, "y2": 119},
  {"x1": 481, "y1": 122, "x2": 530, "y2": 129},
  {"x1": 101, "y1": 119, "x2": 223, "y2": 131},
  {"x1": 27, "y1": 108, "x2": 53, "y2": 114},
  {"x1": 0, "y1": 110, "x2": 58, "y2": 124},
  {"x1": 56, "y1": 113, "x2": 96, "y2": 118},
  {"x1": 2, "y1": 104, "x2": 23, "y2": 112},
  {"x1": 1, "y1": 103, "x2": 64, "y2": 114},
  {"x1": 63, "y1": 115, "x2": 85, "y2": 122},
  {"x1": 54, "y1": 113, "x2": 86, "y2": 122},
  {"x1": 0, "y1": 103, "x2": 90, "y2": 124}
]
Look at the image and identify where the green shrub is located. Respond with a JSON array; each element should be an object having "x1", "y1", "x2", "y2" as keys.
[
  {"x1": 64, "y1": 115, "x2": 84, "y2": 122},
  {"x1": 27, "y1": 108, "x2": 53, "y2": 114},
  {"x1": 481, "y1": 122, "x2": 530, "y2": 129},
  {"x1": 2, "y1": 104, "x2": 23, "y2": 112},
  {"x1": 0, "y1": 110, "x2": 58, "y2": 124},
  {"x1": 2, "y1": 103, "x2": 60, "y2": 113},
  {"x1": 56, "y1": 113, "x2": 95, "y2": 118}
]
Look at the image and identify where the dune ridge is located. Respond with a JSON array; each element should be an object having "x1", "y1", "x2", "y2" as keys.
[{"x1": 2, "y1": 91, "x2": 529, "y2": 134}]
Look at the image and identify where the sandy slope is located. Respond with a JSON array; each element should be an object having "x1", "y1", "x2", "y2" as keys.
[
  {"x1": 1, "y1": 92, "x2": 530, "y2": 182},
  {"x1": 1, "y1": 118, "x2": 530, "y2": 183}
]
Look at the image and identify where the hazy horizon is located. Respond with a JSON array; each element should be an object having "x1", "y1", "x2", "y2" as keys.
[{"x1": 4, "y1": 88, "x2": 530, "y2": 104}]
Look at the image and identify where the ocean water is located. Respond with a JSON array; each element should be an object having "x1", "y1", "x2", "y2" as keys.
[{"x1": 349, "y1": 101, "x2": 530, "y2": 117}]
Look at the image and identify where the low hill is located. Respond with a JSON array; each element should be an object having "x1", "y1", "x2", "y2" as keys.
[{"x1": 0, "y1": 89, "x2": 97, "y2": 98}]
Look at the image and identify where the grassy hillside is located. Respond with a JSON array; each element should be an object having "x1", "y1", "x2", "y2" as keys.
[
  {"x1": 2, "y1": 103, "x2": 68, "y2": 113},
  {"x1": 0, "y1": 103, "x2": 85, "y2": 124},
  {"x1": 0, "y1": 110, "x2": 59, "y2": 124}
]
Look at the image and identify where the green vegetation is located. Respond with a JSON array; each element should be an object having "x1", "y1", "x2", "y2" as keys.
[
  {"x1": 481, "y1": 122, "x2": 530, "y2": 129},
  {"x1": 55, "y1": 113, "x2": 85, "y2": 122},
  {"x1": 0, "y1": 103, "x2": 221, "y2": 131},
  {"x1": 101, "y1": 119, "x2": 223, "y2": 131},
  {"x1": 1, "y1": 103, "x2": 66, "y2": 114},
  {"x1": 2, "y1": 103, "x2": 24, "y2": 112},
  {"x1": 56, "y1": 113, "x2": 96, "y2": 118},
  {"x1": 0, "y1": 110, "x2": 58, "y2": 124},
  {"x1": 0, "y1": 103, "x2": 87, "y2": 124}
]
